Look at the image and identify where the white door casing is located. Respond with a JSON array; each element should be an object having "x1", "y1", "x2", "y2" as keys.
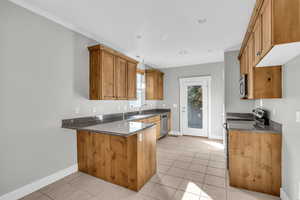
[{"x1": 180, "y1": 76, "x2": 211, "y2": 137}]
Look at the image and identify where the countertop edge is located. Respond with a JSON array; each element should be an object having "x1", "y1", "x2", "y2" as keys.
[{"x1": 76, "y1": 123, "x2": 156, "y2": 137}]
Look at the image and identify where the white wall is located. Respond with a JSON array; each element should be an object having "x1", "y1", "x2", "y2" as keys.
[
  {"x1": 0, "y1": 0, "x2": 159, "y2": 196},
  {"x1": 224, "y1": 51, "x2": 254, "y2": 113},
  {"x1": 157, "y1": 62, "x2": 225, "y2": 140},
  {"x1": 254, "y1": 55, "x2": 300, "y2": 200}
]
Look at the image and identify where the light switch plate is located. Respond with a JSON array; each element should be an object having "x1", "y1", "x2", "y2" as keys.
[
  {"x1": 299, "y1": 182, "x2": 300, "y2": 199},
  {"x1": 296, "y1": 111, "x2": 300, "y2": 123},
  {"x1": 272, "y1": 108, "x2": 276, "y2": 116},
  {"x1": 75, "y1": 107, "x2": 80, "y2": 114}
]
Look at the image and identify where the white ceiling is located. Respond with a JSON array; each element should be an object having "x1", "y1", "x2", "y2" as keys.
[{"x1": 9, "y1": 0, "x2": 255, "y2": 68}]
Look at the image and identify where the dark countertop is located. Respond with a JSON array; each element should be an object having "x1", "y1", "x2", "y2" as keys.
[
  {"x1": 226, "y1": 120, "x2": 282, "y2": 134},
  {"x1": 226, "y1": 112, "x2": 254, "y2": 121},
  {"x1": 78, "y1": 121, "x2": 156, "y2": 137},
  {"x1": 62, "y1": 109, "x2": 170, "y2": 137},
  {"x1": 225, "y1": 112, "x2": 282, "y2": 134}
]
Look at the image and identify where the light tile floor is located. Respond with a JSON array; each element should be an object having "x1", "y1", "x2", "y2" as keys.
[{"x1": 21, "y1": 136, "x2": 280, "y2": 200}]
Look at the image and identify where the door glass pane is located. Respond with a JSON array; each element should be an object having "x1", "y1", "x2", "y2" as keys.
[{"x1": 187, "y1": 85, "x2": 203, "y2": 129}]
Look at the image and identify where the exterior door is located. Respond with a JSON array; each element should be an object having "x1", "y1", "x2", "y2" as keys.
[{"x1": 180, "y1": 77, "x2": 210, "y2": 137}]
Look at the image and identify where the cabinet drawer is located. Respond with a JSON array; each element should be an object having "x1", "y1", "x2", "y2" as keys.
[{"x1": 147, "y1": 116, "x2": 160, "y2": 123}]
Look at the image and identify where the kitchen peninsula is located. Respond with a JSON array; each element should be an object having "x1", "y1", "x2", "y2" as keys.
[{"x1": 62, "y1": 109, "x2": 170, "y2": 191}]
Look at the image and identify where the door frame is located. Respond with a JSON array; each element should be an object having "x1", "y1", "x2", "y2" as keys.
[{"x1": 179, "y1": 76, "x2": 211, "y2": 138}]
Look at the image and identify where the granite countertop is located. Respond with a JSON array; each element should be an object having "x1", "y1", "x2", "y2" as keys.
[
  {"x1": 227, "y1": 120, "x2": 282, "y2": 134},
  {"x1": 62, "y1": 109, "x2": 170, "y2": 137},
  {"x1": 226, "y1": 112, "x2": 282, "y2": 134},
  {"x1": 77, "y1": 121, "x2": 156, "y2": 137}
]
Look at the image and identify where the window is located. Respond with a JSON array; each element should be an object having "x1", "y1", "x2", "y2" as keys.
[{"x1": 129, "y1": 73, "x2": 145, "y2": 108}]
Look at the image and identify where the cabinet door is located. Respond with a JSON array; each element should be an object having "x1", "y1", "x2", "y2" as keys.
[
  {"x1": 157, "y1": 73, "x2": 164, "y2": 100},
  {"x1": 253, "y1": 17, "x2": 262, "y2": 65},
  {"x1": 240, "y1": 53, "x2": 246, "y2": 75},
  {"x1": 127, "y1": 62, "x2": 137, "y2": 99},
  {"x1": 247, "y1": 35, "x2": 255, "y2": 99},
  {"x1": 261, "y1": 0, "x2": 272, "y2": 57},
  {"x1": 146, "y1": 72, "x2": 156, "y2": 100},
  {"x1": 115, "y1": 57, "x2": 127, "y2": 99},
  {"x1": 102, "y1": 51, "x2": 115, "y2": 99}
]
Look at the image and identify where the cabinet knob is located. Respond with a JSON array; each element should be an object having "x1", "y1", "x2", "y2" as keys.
[{"x1": 256, "y1": 52, "x2": 261, "y2": 56}]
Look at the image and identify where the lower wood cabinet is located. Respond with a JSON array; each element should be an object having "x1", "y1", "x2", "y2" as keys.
[
  {"x1": 77, "y1": 127, "x2": 157, "y2": 191},
  {"x1": 228, "y1": 130, "x2": 282, "y2": 196},
  {"x1": 134, "y1": 115, "x2": 161, "y2": 140}
]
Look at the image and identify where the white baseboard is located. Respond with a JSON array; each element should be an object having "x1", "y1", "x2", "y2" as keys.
[
  {"x1": 281, "y1": 188, "x2": 291, "y2": 200},
  {"x1": 168, "y1": 130, "x2": 181, "y2": 136},
  {"x1": 0, "y1": 164, "x2": 78, "y2": 200}
]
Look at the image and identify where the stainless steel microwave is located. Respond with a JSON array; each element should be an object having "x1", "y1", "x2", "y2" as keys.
[{"x1": 239, "y1": 74, "x2": 248, "y2": 98}]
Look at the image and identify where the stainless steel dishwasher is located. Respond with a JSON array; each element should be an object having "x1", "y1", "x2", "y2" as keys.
[{"x1": 160, "y1": 113, "x2": 169, "y2": 138}]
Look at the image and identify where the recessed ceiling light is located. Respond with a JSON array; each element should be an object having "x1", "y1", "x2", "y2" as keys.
[
  {"x1": 197, "y1": 18, "x2": 207, "y2": 24},
  {"x1": 179, "y1": 50, "x2": 188, "y2": 55},
  {"x1": 161, "y1": 34, "x2": 168, "y2": 41},
  {"x1": 136, "y1": 35, "x2": 142, "y2": 39}
]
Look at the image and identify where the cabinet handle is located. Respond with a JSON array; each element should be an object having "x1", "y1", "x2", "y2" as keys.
[{"x1": 256, "y1": 51, "x2": 261, "y2": 56}]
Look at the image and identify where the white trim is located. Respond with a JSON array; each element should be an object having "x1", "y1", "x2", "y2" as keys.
[
  {"x1": 179, "y1": 76, "x2": 212, "y2": 138},
  {"x1": 0, "y1": 164, "x2": 78, "y2": 200},
  {"x1": 168, "y1": 130, "x2": 182, "y2": 136},
  {"x1": 7, "y1": 0, "x2": 140, "y2": 63},
  {"x1": 280, "y1": 188, "x2": 291, "y2": 200}
]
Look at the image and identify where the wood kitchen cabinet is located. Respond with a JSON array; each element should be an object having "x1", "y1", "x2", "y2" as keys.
[
  {"x1": 228, "y1": 130, "x2": 282, "y2": 196},
  {"x1": 253, "y1": 18, "x2": 262, "y2": 65},
  {"x1": 77, "y1": 126, "x2": 156, "y2": 191},
  {"x1": 134, "y1": 115, "x2": 161, "y2": 140},
  {"x1": 88, "y1": 44, "x2": 138, "y2": 100},
  {"x1": 239, "y1": 0, "x2": 300, "y2": 67},
  {"x1": 115, "y1": 57, "x2": 127, "y2": 99},
  {"x1": 127, "y1": 62, "x2": 137, "y2": 99},
  {"x1": 239, "y1": 0, "x2": 285, "y2": 99},
  {"x1": 146, "y1": 69, "x2": 164, "y2": 100}
]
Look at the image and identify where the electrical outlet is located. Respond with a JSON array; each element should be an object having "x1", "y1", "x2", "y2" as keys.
[
  {"x1": 272, "y1": 108, "x2": 276, "y2": 116},
  {"x1": 296, "y1": 111, "x2": 300, "y2": 123},
  {"x1": 92, "y1": 107, "x2": 97, "y2": 113},
  {"x1": 259, "y1": 99, "x2": 263, "y2": 107},
  {"x1": 75, "y1": 107, "x2": 80, "y2": 114},
  {"x1": 173, "y1": 104, "x2": 177, "y2": 108},
  {"x1": 298, "y1": 182, "x2": 300, "y2": 199}
]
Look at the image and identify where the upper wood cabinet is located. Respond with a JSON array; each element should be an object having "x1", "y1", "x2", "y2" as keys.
[
  {"x1": 247, "y1": 35, "x2": 255, "y2": 99},
  {"x1": 102, "y1": 50, "x2": 115, "y2": 99},
  {"x1": 239, "y1": 0, "x2": 300, "y2": 67},
  {"x1": 261, "y1": 0, "x2": 272, "y2": 57},
  {"x1": 127, "y1": 62, "x2": 137, "y2": 100},
  {"x1": 115, "y1": 57, "x2": 127, "y2": 99},
  {"x1": 146, "y1": 69, "x2": 164, "y2": 100},
  {"x1": 240, "y1": 34, "x2": 282, "y2": 99},
  {"x1": 88, "y1": 44, "x2": 138, "y2": 100},
  {"x1": 253, "y1": 18, "x2": 262, "y2": 65}
]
